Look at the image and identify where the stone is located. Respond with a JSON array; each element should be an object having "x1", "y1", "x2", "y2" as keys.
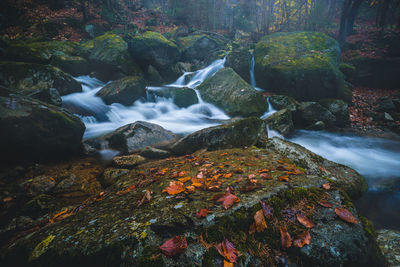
[
  {"x1": 264, "y1": 109, "x2": 294, "y2": 137},
  {"x1": 146, "y1": 86, "x2": 199, "y2": 108},
  {"x1": 294, "y1": 102, "x2": 336, "y2": 128},
  {"x1": 100, "y1": 168, "x2": 130, "y2": 187},
  {"x1": 28, "y1": 175, "x2": 56, "y2": 196},
  {"x1": 319, "y1": 98, "x2": 349, "y2": 126},
  {"x1": 376, "y1": 229, "x2": 400, "y2": 267},
  {"x1": 225, "y1": 47, "x2": 252, "y2": 83},
  {"x1": 384, "y1": 112, "x2": 394, "y2": 121},
  {"x1": 112, "y1": 155, "x2": 146, "y2": 169},
  {"x1": 53, "y1": 174, "x2": 99, "y2": 199},
  {"x1": 269, "y1": 95, "x2": 297, "y2": 112},
  {"x1": 179, "y1": 34, "x2": 225, "y2": 62},
  {"x1": 139, "y1": 147, "x2": 170, "y2": 159}
]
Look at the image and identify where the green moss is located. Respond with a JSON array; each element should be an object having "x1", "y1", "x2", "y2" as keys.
[
  {"x1": 202, "y1": 247, "x2": 220, "y2": 267},
  {"x1": 360, "y1": 216, "x2": 376, "y2": 238},
  {"x1": 136, "y1": 31, "x2": 177, "y2": 48}
]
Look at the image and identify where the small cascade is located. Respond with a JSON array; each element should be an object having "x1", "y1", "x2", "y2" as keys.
[{"x1": 249, "y1": 53, "x2": 263, "y2": 92}]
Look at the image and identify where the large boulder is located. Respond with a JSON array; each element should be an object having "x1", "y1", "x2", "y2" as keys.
[
  {"x1": 294, "y1": 102, "x2": 337, "y2": 129},
  {"x1": 319, "y1": 98, "x2": 349, "y2": 127},
  {"x1": 264, "y1": 109, "x2": 294, "y2": 137},
  {"x1": 0, "y1": 88, "x2": 85, "y2": 162},
  {"x1": 178, "y1": 34, "x2": 225, "y2": 62},
  {"x1": 196, "y1": 68, "x2": 268, "y2": 117},
  {"x1": 225, "y1": 47, "x2": 252, "y2": 83},
  {"x1": 171, "y1": 117, "x2": 266, "y2": 155},
  {"x1": 254, "y1": 32, "x2": 345, "y2": 101},
  {"x1": 103, "y1": 121, "x2": 178, "y2": 154},
  {"x1": 96, "y1": 76, "x2": 146, "y2": 106},
  {"x1": 269, "y1": 95, "x2": 297, "y2": 112},
  {"x1": 146, "y1": 86, "x2": 199, "y2": 108},
  {"x1": 0, "y1": 61, "x2": 82, "y2": 97}
]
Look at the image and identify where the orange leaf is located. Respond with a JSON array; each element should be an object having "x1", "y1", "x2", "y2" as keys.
[
  {"x1": 322, "y1": 183, "x2": 331, "y2": 190},
  {"x1": 163, "y1": 181, "x2": 186, "y2": 195},
  {"x1": 254, "y1": 210, "x2": 267, "y2": 232},
  {"x1": 116, "y1": 185, "x2": 135, "y2": 196},
  {"x1": 224, "y1": 173, "x2": 233, "y2": 178},
  {"x1": 196, "y1": 208, "x2": 212, "y2": 219},
  {"x1": 293, "y1": 231, "x2": 311, "y2": 248},
  {"x1": 137, "y1": 189, "x2": 152, "y2": 207},
  {"x1": 258, "y1": 169, "x2": 269, "y2": 173},
  {"x1": 215, "y1": 238, "x2": 241, "y2": 263},
  {"x1": 296, "y1": 213, "x2": 315, "y2": 228},
  {"x1": 278, "y1": 175, "x2": 289, "y2": 182},
  {"x1": 260, "y1": 200, "x2": 273, "y2": 219},
  {"x1": 160, "y1": 236, "x2": 187, "y2": 257},
  {"x1": 3, "y1": 196, "x2": 13, "y2": 202},
  {"x1": 178, "y1": 171, "x2": 186, "y2": 177},
  {"x1": 280, "y1": 226, "x2": 292, "y2": 249},
  {"x1": 260, "y1": 173, "x2": 272, "y2": 179},
  {"x1": 178, "y1": 177, "x2": 191, "y2": 183},
  {"x1": 335, "y1": 207, "x2": 358, "y2": 224},
  {"x1": 318, "y1": 200, "x2": 333, "y2": 208},
  {"x1": 216, "y1": 192, "x2": 240, "y2": 210},
  {"x1": 224, "y1": 260, "x2": 234, "y2": 267}
]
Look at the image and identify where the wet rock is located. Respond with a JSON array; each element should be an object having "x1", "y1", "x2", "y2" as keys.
[
  {"x1": 112, "y1": 155, "x2": 146, "y2": 169},
  {"x1": 139, "y1": 147, "x2": 170, "y2": 159},
  {"x1": 264, "y1": 109, "x2": 294, "y2": 137},
  {"x1": 103, "y1": 121, "x2": 178, "y2": 154},
  {"x1": 254, "y1": 32, "x2": 345, "y2": 101},
  {"x1": 28, "y1": 87, "x2": 62, "y2": 107},
  {"x1": 196, "y1": 68, "x2": 268, "y2": 117},
  {"x1": 319, "y1": 98, "x2": 349, "y2": 126},
  {"x1": 225, "y1": 47, "x2": 252, "y2": 83},
  {"x1": 376, "y1": 229, "x2": 400, "y2": 267},
  {"x1": 376, "y1": 97, "x2": 397, "y2": 113},
  {"x1": 384, "y1": 112, "x2": 394, "y2": 121},
  {"x1": 294, "y1": 102, "x2": 336, "y2": 128},
  {"x1": 53, "y1": 174, "x2": 99, "y2": 199},
  {"x1": 84, "y1": 24, "x2": 104, "y2": 39},
  {"x1": 145, "y1": 65, "x2": 163, "y2": 85},
  {"x1": 308, "y1": 121, "x2": 326, "y2": 131},
  {"x1": 96, "y1": 76, "x2": 146, "y2": 106},
  {"x1": 171, "y1": 117, "x2": 266, "y2": 155},
  {"x1": 0, "y1": 87, "x2": 85, "y2": 163},
  {"x1": 146, "y1": 86, "x2": 199, "y2": 108},
  {"x1": 21, "y1": 194, "x2": 59, "y2": 219},
  {"x1": 100, "y1": 168, "x2": 130, "y2": 187},
  {"x1": 0, "y1": 61, "x2": 82, "y2": 97},
  {"x1": 28, "y1": 176, "x2": 56, "y2": 196},
  {"x1": 269, "y1": 95, "x2": 297, "y2": 112},
  {"x1": 179, "y1": 34, "x2": 225, "y2": 62}
]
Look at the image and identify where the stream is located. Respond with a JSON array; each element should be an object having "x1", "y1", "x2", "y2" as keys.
[{"x1": 62, "y1": 57, "x2": 400, "y2": 230}]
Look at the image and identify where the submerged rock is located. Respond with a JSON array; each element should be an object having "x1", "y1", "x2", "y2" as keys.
[
  {"x1": 103, "y1": 121, "x2": 178, "y2": 154},
  {"x1": 196, "y1": 68, "x2": 268, "y2": 117},
  {"x1": 171, "y1": 117, "x2": 266, "y2": 155},
  {"x1": 96, "y1": 76, "x2": 146, "y2": 106},
  {"x1": 264, "y1": 109, "x2": 294, "y2": 137}
]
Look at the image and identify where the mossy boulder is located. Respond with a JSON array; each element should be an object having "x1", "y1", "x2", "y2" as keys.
[
  {"x1": 0, "y1": 87, "x2": 85, "y2": 163},
  {"x1": 294, "y1": 101, "x2": 337, "y2": 129},
  {"x1": 171, "y1": 117, "x2": 266, "y2": 155},
  {"x1": 196, "y1": 68, "x2": 269, "y2": 117},
  {"x1": 269, "y1": 95, "x2": 297, "y2": 112},
  {"x1": 319, "y1": 98, "x2": 349, "y2": 127},
  {"x1": 178, "y1": 34, "x2": 226, "y2": 62},
  {"x1": 225, "y1": 47, "x2": 252, "y2": 83},
  {"x1": 146, "y1": 86, "x2": 199, "y2": 108},
  {"x1": 0, "y1": 61, "x2": 82, "y2": 97},
  {"x1": 0, "y1": 146, "x2": 380, "y2": 266},
  {"x1": 264, "y1": 109, "x2": 294, "y2": 137},
  {"x1": 96, "y1": 76, "x2": 146, "y2": 106},
  {"x1": 254, "y1": 32, "x2": 345, "y2": 101},
  {"x1": 127, "y1": 31, "x2": 180, "y2": 70}
]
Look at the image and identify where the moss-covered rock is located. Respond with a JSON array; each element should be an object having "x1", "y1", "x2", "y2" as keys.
[
  {"x1": 196, "y1": 68, "x2": 269, "y2": 117},
  {"x1": 294, "y1": 101, "x2": 336, "y2": 129},
  {"x1": 171, "y1": 117, "x2": 266, "y2": 155},
  {"x1": 178, "y1": 34, "x2": 226, "y2": 62},
  {"x1": 0, "y1": 61, "x2": 82, "y2": 97},
  {"x1": 254, "y1": 32, "x2": 345, "y2": 101},
  {"x1": 96, "y1": 76, "x2": 146, "y2": 106},
  {"x1": 319, "y1": 98, "x2": 349, "y2": 127},
  {"x1": 269, "y1": 95, "x2": 297, "y2": 112},
  {"x1": 264, "y1": 109, "x2": 294, "y2": 137},
  {"x1": 0, "y1": 87, "x2": 85, "y2": 163},
  {"x1": 225, "y1": 47, "x2": 252, "y2": 83},
  {"x1": 146, "y1": 86, "x2": 199, "y2": 108}
]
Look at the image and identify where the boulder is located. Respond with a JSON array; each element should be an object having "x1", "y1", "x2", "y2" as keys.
[
  {"x1": 196, "y1": 68, "x2": 268, "y2": 117},
  {"x1": 28, "y1": 87, "x2": 62, "y2": 107},
  {"x1": 179, "y1": 34, "x2": 225, "y2": 62},
  {"x1": 375, "y1": 97, "x2": 397, "y2": 113},
  {"x1": 139, "y1": 147, "x2": 171, "y2": 159},
  {"x1": 376, "y1": 229, "x2": 400, "y2": 267},
  {"x1": 100, "y1": 168, "x2": 130, "y2": 187},
  {"x1": 0, "y1": 61, "x2": 82, "y2": 96},
  {"x1": 0, "y1": 88, "x2": 85, "y2": 162},
  {"x1": 112, "y1": 155, "x2": 147, "y2": 169},
  {"x1": 269, "y1": 95, "x2": 297, "y2": 112},
  {"x1": 171, "y1": 117, "x2": 266, "y2": 155},
  {"x1": 28, "y1": 176, "x2": 56, "y2": 196},
  {"x1": 96, "y1": 76, "x2": 146, "y2": 106},
  {"x1": 254, "y1": 32, "x2": 345, "y2": 101},
  {"x1": 225, "y1": 47, "x2": 252, "y2": 83},
  {"x1": 264, "y1": 109, "x2": 294, "y2": 137},
  {"x1": 294, "y1": 102, "x2": 336, "y2": 129},
  {"x1": 319, "y1": 98, "x2": 349, "y2": 126},
  {"x1": 53, "y1": 174, "x2": 100, "y2": 199},
  {"x1": 103, "y1": 121, "x2": 178, "y2": 154},
  {"x1": 146, "y1": 86, "x2": 199, "y2": 108},
  {"x1": 0, "y1": 147, "x2": 382, "y2": 266}
]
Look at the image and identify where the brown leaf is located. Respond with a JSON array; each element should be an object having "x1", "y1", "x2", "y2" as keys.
[
  {"x1": 116, "y1": 185, "x2": 135, "y2": 196},
  {"x1": 160, "y1": 236, "x2": 187, "y2": 257},
  {"x1": 163, "y1": 181, "x2": 186, "y2": 195},
  {"x1": 293, "y1": 231, "x2": 311, "y2": 248},
  {"x1": 3, "y1": 196, "x2": 13, "y2": 202},
  {"x1": 224, "y1": 173, "x2": 233, "y2": 178},
  {"x1": 260, "y1": 173, "x2": 272, "y2": 179},
  {"x1": 278, "y1": 175, "x2": 289, "y2": 182},
  {"x1": 254, "y1": 209, "x2": 267, "y2": 232},
  {"x1": 239, "y1": 182, "x2": 262, "y2": 192},
  {"x1": 280, "y1": 226, "x2": 292, "y2": 249},
  {"x1": 249, "y1": 223, "x2": 256, "y2": 235},
  {"x1": 215, "y1": 238, "x2": 241, "y2": 263},
  {"x1": 296, "y1": 213, "x2": 315, "y2": 228},
  {"x1": 322, "y1": 183, "x2": 331, "y2": 190},
  {"x1": 196, "y1": 208, "x2": 212, "y2": 219},
  {"x1": 318, "y1": 200, "x2": 333, "y2": 208},
  {"x1": 137, "y1": 189, "x2": 152, "y2": 207},
  {"x1": 199, "y1": 234, "x2": 213, "y2": 250},
  {"x1": 259, "y1": 200, "x2": 273, "y2": 219},
  {"x1": 178, "y1": 177, "x2": 191, "y2": 183},
  {"x1": 335, "y1": 207, "x2": 358, "y2": 224},
  {"x1": 216, "y1": 192, "x2": 240, "y2": 210},
  {"x1": 258, "y1": 169, "x2": 269, "y2": 173}
]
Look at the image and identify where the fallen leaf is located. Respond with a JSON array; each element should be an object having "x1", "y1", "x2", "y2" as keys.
[
  {"x1": 163, "y1": 181, "x2": 186, "y2": 195},
  {"x1": 224, "y1": 173, "x2": 233, "y2": 178},
  {"x1": 224, "y1": 260, "x2": 234, "y2": 267},
  {"x1": 278, "y1": 175, "x2": 289, "y2": 182},
  {"x1": 259, "y1": 200, "x2": 273, "y2": 219},
  {"x1": 239, "y1": 182, "x2": 262, "y2": 192},
  {"x1": 199, "y1": 234, "x2": 213, "y2": 250},
  {"x1": 254, "y1": 209, "x2": 267, "y2": 232},
  {"x1": 216, "y1": 192, "x2": 240, "y2": 210},
  {"x1": 296, "y1": 213, "x2": 315, "y2": 228},
  {"x1": 319, "y1": 166, "x2": 328, "y2": 173},
  {"x1": 322, "y1": 183, "x2": 331, "y2": 190},
  {"x1": 3, "y1": 196, "x2": 13, "y2": 202},
  {"x1": 234, "y1": 168, "x2": 244, "y2": 174},
  {"x1": 280, "y1": 226, "x2": 292, "y2": 249},
  {"x1": 116, "y1": 185, "x2": 135, "y2": 196},
  {"x1": 335, "y1": 207, "x2": 358, "y2": 224},
  {"x1": 318, "y1": 200, "x2": 333, "y2": 208},
  {"x1": 178, "y1": 171, "x2": 186, "y2": 177},
  {"x1": 160, "y1": 236, "x2": 187, "y2": 257},
  {"x1": 258, "y1": 169, "x2": 269, "y2": 173},
  {"x1": 248, "y1": 174, "x2": 256, "y2": 179},
  {"x1": 215, "y1": 238, "x2": 241, "y2": 263},
  {"x1": 196, "y1": 208, "x2": 212, "y2": 219},
  {"x1": 260, "y1": 173, "x2": 272, "y2": 179},
  {"x1": 137, "y1": 189, "x2": 152, "y2": 207},
  {"x1": 249, "y1": 223, "x2": 256, "y2": 235},
  {"x1": 178, "y1": 177, "x2": 191, "y2": 183},
  {"x1": 293, "y1": 231, "x2": 311, "y2": 248}
]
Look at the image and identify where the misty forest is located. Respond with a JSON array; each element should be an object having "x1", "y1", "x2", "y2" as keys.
[{"x1": 1, "y1": 0, "x2": 400, "y2": 266}]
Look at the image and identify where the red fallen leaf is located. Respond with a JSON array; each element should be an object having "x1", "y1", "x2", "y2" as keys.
[
  {"x1": 258, "y1": 169, "x2": 269, "y2": 173},
  {"x1": 293, "y1": 231, "x2": 311, "y2": 248},
  {"x1": 136, "y1": 189, "x2": 152, "y2": 207},
  {"x1": 318, "y1": 200, "x2": 333, "y2": 208},
  {"x1": 335, "y1": 207, "x2": 358, "y2": 224},
  {"x1": 259, "y1": 200, "x2": 273, "y2": 219},
  {"x1": 278, "y1": 175, "x2": 289, "y2": 182},
  {"x1": 216, "y1": 192, "x2": 240, "y2": 209},
  {"x1": 280, "y1": 226, "x2": 292, "y2": 249},
  {"x1": 160, "y1": 236, "x2": 187, "y2": 257},
  {"x1": 296, "y1": 213, "x2": 315, "y2": 228},
  {"x1": 277, "y1": 165, "x2": 286, "y2": 171},
  {"x1": 254, "y1": 209, "x2": 267, "y2": 232},
  {"x1": 116, "y1": 185, "x2": 135, "y2": 196},
  {"x1": 3, "y1": 196, "x2": 13, "y2": 202},
  {"x1": 196, "y1": 208, "x2": 212, "y2": 219},
  {"x1": 215, "y1": 238, "x2": 241, "y2": 263},
  {"x1": 260, "y1": 173, "x2": 272, "y2": 179},
  {"x1": 163, "y1": 181, "x2": 186, "y2": 195},
  {"x1": 322, "y1": 183, "x2": 331, "y2": 190}
]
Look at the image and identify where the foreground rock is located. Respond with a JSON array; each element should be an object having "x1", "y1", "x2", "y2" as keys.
[
  {"x1": 103, "y1": 121, "x2": 178, "y2": 154},
  {"x1": 264, "y1": 109, "x2": 294, "y2": 137},
  {"x1": 376, "y1": 229, "x2": 400, "y2": 267},
  {"x1": 171, "y1": 117, "x2": 266, "y2": 155},
  {"x1": 0, "y1": 145, "x2": 382, "y2": 266},
  {"x1": 196, "y1": 68, "x2": 268, "y2": 117},
  {"x1": 96, "y1": 76, "x2": 146, "y2": 105},
  {"x1": 0, "y1": 88, "x2": 85, "y2": 162},
  {"x1": 254, "y1": 32, "x2": 345, "y2": 101}
]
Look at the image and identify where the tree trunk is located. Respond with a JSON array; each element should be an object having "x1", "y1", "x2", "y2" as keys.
[
  {"x1": 346, "y1": 0, "x2": 363, "y2": 35},
  {"x1": 338, "y1": 0, "x2": 352, "y2": 44},
  {"x1": 378, "y1": 0, "x2": 391, "y2": 28}
]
